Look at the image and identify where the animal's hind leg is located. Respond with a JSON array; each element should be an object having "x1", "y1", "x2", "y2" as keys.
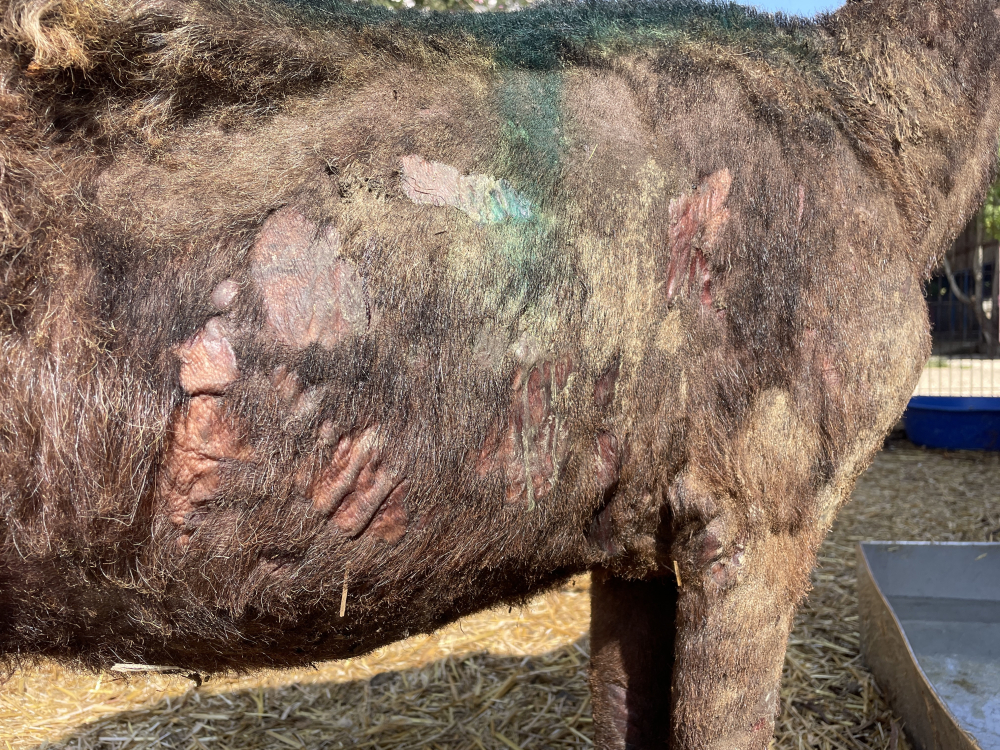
[{"x1": 589, "y1": 568, "x2": 677, "y2": 749}]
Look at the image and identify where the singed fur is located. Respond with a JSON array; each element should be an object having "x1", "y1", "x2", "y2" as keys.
[{"x1": 1, "y1": 0, "x2": 999, "y2": 747}]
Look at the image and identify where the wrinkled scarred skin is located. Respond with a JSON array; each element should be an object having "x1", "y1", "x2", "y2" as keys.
[{"x1": 1, "y1": 0, "x2": 999, "y2": 747}]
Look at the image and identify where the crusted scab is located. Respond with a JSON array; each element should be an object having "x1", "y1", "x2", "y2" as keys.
[
  {"x1": 478, "y1": 355, "x2": 573, "y2": 509},
  {"x1": 160, "y1": 395, "x2": 249, "y2": 544},
  {"x1": 304, "y1": 428, "x2": 409, "y2": 543},
  {"x1": 697, "y1": 519, "x2": 726, "y2": 567},
  {"x1": 399, "y1": 154, "x2": 533, "y2": 224},
  {"x1": 210, "y1": 278, "x2": 240, "y2": 310},
  {"x1": 664, "y1": 169, "x2": 732, "y2": 308},
  {"x1": 317, "y1": 419, "x2": 338, "y2": 444},
  {"x1": 708, "y1": 545, "x2": 745, "y2": 586},
  {"x1": 174, "y1": 317, "x2": 239, "y2": 396},
  {"x1": 307, "y1": 429, "x2": 377, "y2": 514},
  {"x1": 252, "y1": 207, "x2": 369, "y2": 350},
  {"x1": 267, "y1": 365, "x2": 323, "y2": 421},
  {"x1": 588, "y1": 501, "x2": 621, "y2": 556},
  {"x1": 364, "y1": 480, "x2": 410, "y2": 544},
  {"x1": 697, "y1": 519, "x2": 746, "y2": 587},
  {"x1": 270, "y1": 365, "x2": 302, "y2": 405}
]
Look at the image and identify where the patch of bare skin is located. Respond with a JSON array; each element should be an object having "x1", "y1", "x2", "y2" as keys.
[
  {"x1": 399, "y1": 154, "x2": 533, "y2": 224},
  {"x1": 594, "y1": 432, "x2": 620, "y2": 498},
  {"x1": 655, "y1": 309, "x2": 685, "y2": 354},
  {"x1": 477, "y1": 345, "x2": 573, "y2": 510},
  {"x1": 589, "y1": 432, "x2": 623, "y2": 556},
  {"x1": 670, "y1": 470, "x2": 757, "y2": 588},
  {"x1": 164, "y1": 254, "x2": 407, "y2": 548},
  {"x1": 697, "y1": 517, "x2": 747, "y2": 588},
  {"x1": 664, "y1": 169, "x2": 732, "y2": 310},
  {"x1": 263, "y1": 365, "x2": 323, "y2": 424},
  {"x1": 302, "y1": 427, "x2": 410, "y2": 543},
  {"x1": 603, "y1": 682, "x2": 630, "y2": 740},
  {"x1": 704, "y1": 684, "x2": 780, "y2": 750},
  {"x1": 160, "y1": 395, "x2": 249, "y2": 548},
  {"x1": 252, "y1": 207, "x2": 369, "y2": 349},
  {"x1": 174, "y1": 317, "x2": 239, "y2": 395},
  {"x1": 210, "y1": 279, "x2": 240, "y2": 310},
  {"x1": 162, "y1": 283, "x2": 250, "y2": 547},
  {"x1": 740, "y1": 389, "x2": 818, "y2": 521}
]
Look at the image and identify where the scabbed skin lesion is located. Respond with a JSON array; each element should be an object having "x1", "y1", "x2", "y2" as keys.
[
  {"x1": 252, "y1": 207, "x2": 370, "y2": 349},
  {"x1": 160, "y1": 207, "x2": 413, "y2": 551},
  {"x1": 399, "y1": 154, "x2": 533, "y2": 224},
  {"x1": 129, "y1": 134, "x2": 648, "y2": 661},
  {"x1": 174, "y1": 317, "x2": 239, "y2": 395},
  {"x1": 476, "y1": 352, "x2": 575, "y2": 509},
  {"x1": 160, "y1": 394, "x2": 249, "y2": 547},
  {"x1": 664, "y1": 169, "x2": 731, "y2": 310},
  {"x1": 16, "y1": 58, "x2": 924, "y2": 677},
  {"x1": 300, "y1": 427, "x2": 410, "y2": 542}
]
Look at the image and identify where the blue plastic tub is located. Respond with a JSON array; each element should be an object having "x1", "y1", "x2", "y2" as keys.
[{"x1": 905, "y1": 397, "x2": 1000, "y2": 451}]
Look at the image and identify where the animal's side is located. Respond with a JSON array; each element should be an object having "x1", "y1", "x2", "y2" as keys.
[{"x1": 1, "y1": 0, "x2": 998, "y2": 746}]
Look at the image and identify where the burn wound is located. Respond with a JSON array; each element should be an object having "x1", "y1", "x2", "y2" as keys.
[
  {"x1": 211, "y1": 279, "x2": 240, "y2": 310},
  {"x1": 305, "y1": 428, "x2": 409, "y2": 542},
  {"x1": 252, "y1": 208, "x2": 369, "y2": 349},
  {"x1": 160, "y1": 395, "x2": 248, "y2": 534},
  {"x1": 698, "y1": 518, "x2": 746, "y2": 587},
  {"x1": 366, "y1": 482, "x2": 410, "y2": 544},
  {"x1": 477, "y1": 356, "x2": 573, "y2": 509},
  {"x1": 174, "y1": 317, "x2": 239, "y2": 395},
  {"x1": 399, "y1": 154, "x2": 533, "y2": 224},
  {"x1": 664, "y1": 169, "x2": 732, "y2": 307}
]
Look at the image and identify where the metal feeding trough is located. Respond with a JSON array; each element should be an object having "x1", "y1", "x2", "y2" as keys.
[{"x1": 857, "y1": 542, "x2": 1000, "y2": 750}]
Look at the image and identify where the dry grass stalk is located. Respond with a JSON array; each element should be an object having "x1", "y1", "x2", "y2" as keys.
[{"x1": 1, "y1": 440, "x2": 997, "y2": 749}]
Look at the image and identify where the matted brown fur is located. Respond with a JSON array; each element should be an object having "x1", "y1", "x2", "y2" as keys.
[{"x1": 1, "y1": 0, "x2": 999, "y2": 747}]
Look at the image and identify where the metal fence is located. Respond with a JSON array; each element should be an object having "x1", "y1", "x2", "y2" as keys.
[
  {"x1": 926, "y1": 300, "x2": 990, "y2": 354},
  {"x1": 925, "y1": 263, "x2": 995, "y2": 356},
  {"x1": 913, "y1": 356, "x2": 1000, "y2": 397},
  {"x1": 918, "y1": 258, "x2": 1000, "y2": 396}
]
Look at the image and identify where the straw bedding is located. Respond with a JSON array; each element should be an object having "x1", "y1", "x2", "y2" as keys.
[{"x1": 2, "y1": 439, "x2": 998, "y2": 749}]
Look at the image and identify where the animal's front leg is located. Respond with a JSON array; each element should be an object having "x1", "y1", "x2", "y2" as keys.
[
  {"x1": 589, "y1": 569, "x2": 677, "y2": 749},
  {"x1": 669, "y1": 524, "x2": 817, "y2": 750}
]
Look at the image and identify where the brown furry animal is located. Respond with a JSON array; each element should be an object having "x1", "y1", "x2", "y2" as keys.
[{"x1": 1, "y1": 0, "x2": 999, "y2": 746}]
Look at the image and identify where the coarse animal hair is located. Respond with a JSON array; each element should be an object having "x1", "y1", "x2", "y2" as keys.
[{"x1": 1, "y1": 0, "x2": 998, "y2": 746}]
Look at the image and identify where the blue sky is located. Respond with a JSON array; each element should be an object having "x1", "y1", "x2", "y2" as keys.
[{"x1": 749, "y1": 0, "x2": 844, "y2": 17}]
